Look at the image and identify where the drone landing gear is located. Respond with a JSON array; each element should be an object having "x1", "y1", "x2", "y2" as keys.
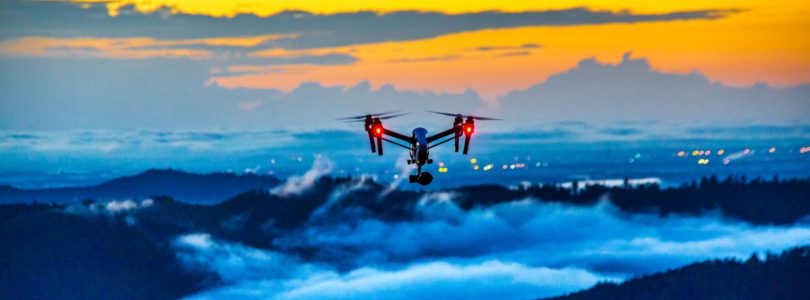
[{"x1": 409, "y1": 172, "x2": 433, "y2": 186}]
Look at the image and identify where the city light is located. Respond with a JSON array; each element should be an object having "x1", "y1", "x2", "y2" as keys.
[
  {"x1": 677, "y1": 151, "x2": 685, "y2": 157},
  {"x1": 470, "y1": 158, "x2": 477, "y2": 164},
  {"x1": 717, "y1": 149, "x2": 725, "y2": 155},
  {"x1": 769, "y1": 147, "x2": 776, "y2": 153},
  {"x1": 698, "y1": 158, "x2": 710, "y2": 165},
  {"x1": 438, "y1": 167, "x2": 448, "y2": 173},
  {"x1": 473, "y1": 165, "x2": 479, "y2": 170},
  {"x1": 483, "y1": 164, "x2": 493, "y2": 171}
]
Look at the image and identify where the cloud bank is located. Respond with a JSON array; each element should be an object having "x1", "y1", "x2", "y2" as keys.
[
  {"x1": 173, "y1": 183, "x2": 810, "y2": 299},
  {"x1": 3, "y1": 53, "x2": 808, "y2": 131},
  {"x1": 1, "y1": 2, "x2": 740, "y2": 45},
  {"x1": 500, "y1": 53, "x2": 810, "y2": 124}
]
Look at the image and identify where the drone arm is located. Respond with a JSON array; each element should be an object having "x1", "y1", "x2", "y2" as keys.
[
  {"x1": 382, "y1": 137, "x2": 416, "y2": 151},
  {"x1": 383, "y1": 129, "x2": 416, "y2": 144},
  {"x1": 428, "y1": 136, "x2": 456, "y2": 149},
  {"x1": 426, "y1": 127, "x2": 458, "y2": 144}
]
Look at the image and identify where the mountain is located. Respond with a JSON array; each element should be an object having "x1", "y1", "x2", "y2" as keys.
[
  {"x1": 2, "y1": 171, "x2": 809, "y2": 224},
  {"x1": 1, "y1": 176, "x2": 808, "y2": 299},
  {"x1": 0, "y1": 169, "x2": 280, "y2": 204},
  {"x1": 544, "y1": 246, "x2": 810, "y2": 300},
  {"x1": 0, "y1": 203, "x2": 207, "y2": 300}
]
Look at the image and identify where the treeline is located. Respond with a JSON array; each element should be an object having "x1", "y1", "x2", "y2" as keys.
[
  {"x1": 544, "y1": 245, "x2": 810, "y2": 300},
  {"x1": 2, "y1": 171, "x2": 808, "y2": 225},
  {"x1": 454, "y1": 175, "x2": 810, "y2": 225}
]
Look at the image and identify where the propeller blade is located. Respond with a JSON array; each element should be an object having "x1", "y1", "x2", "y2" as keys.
[
  {"x1": 469, "y1": 115, "x2": 502, "y2": 121},
  {"x1": 427, "y1": 111, "x2": 501, "y2": 121},
  {"x1": 336, "y1": 110, "x2": 402, "y2": 120},
  {"x1": 427, "y1": 111, "x2": 462, "y2": 117},
  {"x1": 378, "y1": 112, "x2": 410, "y2": 120}
]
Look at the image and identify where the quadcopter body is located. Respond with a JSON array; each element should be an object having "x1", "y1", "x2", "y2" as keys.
[{"x1": 340, "y1": 111, "x2": 498, "y2": 185}]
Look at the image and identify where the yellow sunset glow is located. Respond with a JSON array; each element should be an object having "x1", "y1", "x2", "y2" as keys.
[{"x1": 213, "y1": 13, "x2": 810, "y2": 99}]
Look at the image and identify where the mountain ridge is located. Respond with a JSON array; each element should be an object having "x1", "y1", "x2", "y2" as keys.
[{"x1": 0, "y1": 169, "x2": 281, "y2": 204}]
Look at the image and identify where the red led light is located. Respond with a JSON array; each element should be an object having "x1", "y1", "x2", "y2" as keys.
[
  {"x1": 374, "y1": 127, "x2": 382, "y2": 136},
  {"x1": 463, "y1": 124, "x2": 473, "y2": 134}
]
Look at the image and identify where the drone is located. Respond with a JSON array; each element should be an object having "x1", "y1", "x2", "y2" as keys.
[{"x1": 339, "y1": 111, "x2": 500, "y2": 185}]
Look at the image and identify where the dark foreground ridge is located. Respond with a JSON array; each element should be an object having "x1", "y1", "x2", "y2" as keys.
[
  {"x1": 0, "y1": 175, "x2": 808, "y2": 299},
  {"x1": 544, "y1": 246, "x2": 810, "y2": 300}
]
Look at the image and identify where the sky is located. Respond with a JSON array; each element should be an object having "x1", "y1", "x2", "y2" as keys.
[
  {"x1": 0, "y1": 0, "x2": 808, "y2": 131},
  {"x1": 1, "y1": 4, "x2": 809, "y2": 297}
]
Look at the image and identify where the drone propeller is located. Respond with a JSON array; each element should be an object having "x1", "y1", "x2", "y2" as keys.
[
  {"x1": 427, "y1": 111, "x2": 502, "y2": 121},
  {"x1": 378, "y1": 112, "x2": 409, "y2": 120},
  {"x1": 336, "y1": 110, "x2": 402, "y2": 120},
  {"x1": 339, "y1": 112, "x2": 409, "y2": 122}
]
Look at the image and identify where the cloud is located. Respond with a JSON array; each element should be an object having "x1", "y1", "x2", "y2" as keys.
[
  {"x1": 273, "y1": 194, "x2": 810, "y2": 275},
  {"x1": 1, "y1": 2, "x2": 741, "y2": 48},
  {"x1": 63, "y1": 198, "x2": 155, "y2": 218},
  {"x1": 174, "y1": 233, "x2": 307, "y2": 283},
  {"x1": 175, "y1": 233, "x2": 608, "y2": 300},
  {"x1": 0, "y1": 35, "x2": 358, "y2": 64},
  {"x1": 499, "y1": 53, "x2": 810, "y2": 124},
  {"x1": 389, "y1": 55, "x2": 462, "y2": 63},
  {"x1": 173, "y1": 187, "x2": 810, "y2": 299},
  {"x1": 493, "y1": 51, "x2": 531, "y2": 58},
  {"x1": 271, "y1": 158, "x2": 334, "y2": 197},
  {"x1": 468, "y1": 43, "x2": 541, "y2": 52},
  {"x1": 0, "y1": 130, "x2": 295, "y2": 152},
  {"x1": 4, "y1": 49, "x2": 807, "y2": 132}
]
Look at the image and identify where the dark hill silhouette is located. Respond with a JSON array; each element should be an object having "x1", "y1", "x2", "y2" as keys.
[
  {"x1": 0, "y1": 170, "x2": 810, "y2": 224},
  {"x1": 1, "y1": 176, "x2": 808, "y2": 299},
  {"x1": 0, "y1": 169, "x2": 280, "y2": 204},
  {"x1": 544, "y1": 246, "x2": 810, "y2": 300},
  {"x1": 448, "y1": 176, "x2": 810, "y2": 225},
  {"x1": 2, "y1": 173, "x2": 808, "y2": 225},
  {"x1": 0, "y1": 204, "x2": 206, "y2": 300}
]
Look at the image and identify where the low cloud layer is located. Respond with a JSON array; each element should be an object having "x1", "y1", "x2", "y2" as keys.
[
  {"x1": 2, "y1": 53, "x2": 807, "y2": 131},
  {"x1": 173, "y1": 184, "x2": 810, "y2": 299},
  {"x1": 271, "y1": 158, "x2": 334, "y2": 197}
]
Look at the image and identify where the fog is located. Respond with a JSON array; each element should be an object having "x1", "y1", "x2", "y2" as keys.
[{"x1": 175, "y1": 180, "x2": 810, "y2": 299}]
